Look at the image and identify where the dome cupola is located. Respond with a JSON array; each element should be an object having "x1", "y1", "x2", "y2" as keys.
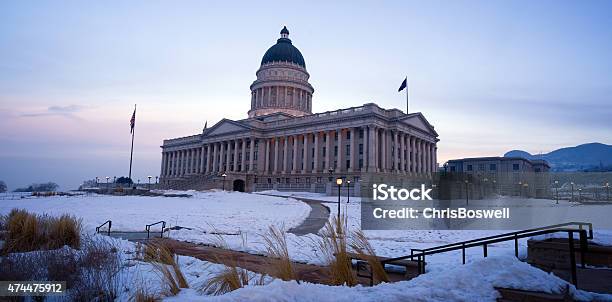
[{"x1": 249, "y1": 27, "x2": 315, "y2": 118}]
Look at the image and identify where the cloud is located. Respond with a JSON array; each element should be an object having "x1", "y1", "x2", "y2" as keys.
[{"x1": 19, "y1": 104, "x2": 88, "y2": 120}]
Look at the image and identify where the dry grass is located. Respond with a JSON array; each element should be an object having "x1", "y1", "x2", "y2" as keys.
[
  {"x1": 261, "y1": 225, "x2": 296, "y2": 281},
  {"x1": 134, "y1": 288, "x2": 158, "y2": 302},
  {"x1": 143, "y1": 241, "x2": 189, "y2": 296},
  {"x1": 349, "y1": 230, "x2": 389, "y2": 285},
  {"x1": 317, "y1": 214, "x2": 357, "y2": 286},
  {"x1": 202, "y1": 266, "x2": 265, "y2": 296},
  {"x1": 2, "y1": 208, "x2": 81, "y2": 254}
]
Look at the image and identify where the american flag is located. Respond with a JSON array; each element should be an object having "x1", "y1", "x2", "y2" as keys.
[{"x1": 130, "y1": 106, "x2": 136, "y2": 133}]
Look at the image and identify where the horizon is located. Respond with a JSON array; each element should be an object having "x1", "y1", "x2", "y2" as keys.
[{"x1": 1, "y1": 0, "x2": 612, "y2": 190}]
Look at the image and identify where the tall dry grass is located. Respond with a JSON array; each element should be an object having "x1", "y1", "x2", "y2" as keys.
[
  {"x1": 317, "y1": 214, "x2": 357, "y2": 286},
  {"x1": 261, "y1": 225, "x2": 296, "y2": 281},
  {"x1": 349, "y1": 229, "x2": 389, "y2": 284},
  {"x1": 143, "y1": 241, "x2": 189, "y2": 296},
  {"x1": 2, "y1": 209, "x2": 81, "y2": 253}
]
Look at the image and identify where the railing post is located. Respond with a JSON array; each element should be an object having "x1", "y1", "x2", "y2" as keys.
[
  {"x1": 483, "y1": 244, "x2": 488, "y2": 257},
  {"x1": 579, "y1": 229, "x2": 587, "y2": 269},
  {"x1": 514, "y1": 234, "x2": 518, "y2": 258},
  {"x1": 568, "y1": 231, "x2": 577, "y2": 286},
  {"x1": 107, "y1": 221, "x2": 112, "y2": 236},
  {"x1": 462, "y1": 244, "x2": 466, "y2": 264}
]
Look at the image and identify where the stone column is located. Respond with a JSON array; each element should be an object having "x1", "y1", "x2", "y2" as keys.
[
  {"x1": 205, "y1": 144, "x2": 211, "y2": 173},
  {"x1": 312, "y1": 132, "x2": 320, "y2": 173},
  {"x1": 249, "y1": 139, "x2": 255, "y2": 172},
  {"x1": 418, "y1": 139, "x2": 424, "y2": 174},
  {"x1": 367, "y1": 126, "x2": 376, "y2": 172},
  {"x1": 225, "y1": 141, "x2": 232, "y2": 172},
  {"x1": 302, "y1": 134, "x2": 310, "y2": 174},
  {"x1": 273, "y1": 137, "x2": 279, "y2": 173},
  {"x1": 325, "y1": 130, "x2": 332, "y2": 171},
  {"x1": 212, "y1": 143, "x2": 218, "y2": 173},
  {"x1": 337, "y1": 129, "x2": 344, "y2": 172},
  {"x1": 233, "y1": 140, "x2": 239, "y2": 172},
  {"x1": 241, "y1": 138, "x2": 247, "y2": 172},
  {"x1": 433, "y1": 146, "x2": 438, "y2": 173},
  {"x1": 264, "y1": 139, "x2": 270, "y2": 173},
  {"x1": 408, "y1": 136, "x2": 413, "y2": 174},
  {"x1": 426, "y1": 142, "x2": 431, "y2": 174},
  {"x1": 283, "y1": 136, "x2": 289, "y2": 174},
  {"x1": 393, "y1": 131, "x2": 399, "y2": 172},
  {"x1": 349, "y1": 127, "x2": 356, "y2": 172},
  {"x1": 160, "y1": 152, "x2": 166, "y2": 176},
  {"x1": 380, "y1": 129, "x2": 387, "y2": 172},
  {"x1": 292, "y1": 135, "x2": 298, "y2": 174}
]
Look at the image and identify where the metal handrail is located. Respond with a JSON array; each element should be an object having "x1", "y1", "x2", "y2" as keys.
[
  {"x1": 95, "y1": 220, "x2": 112, "y2": 236},
  {"x1": 376, "y1": 222, "x2": 592, "y2": 287},
  {"x1": 145, "y1": 220, "x2": 166, "y2": 239}
]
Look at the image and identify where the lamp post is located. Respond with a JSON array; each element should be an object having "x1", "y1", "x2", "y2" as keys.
[
  {"x1": 222, "y1": 173, "x2": 227, "y2": 191},
  {"x1": 570, "y1": 182, "x2": 574, "y2": 201},
  {"x1": 518, "y1": 181, "x2": 522, "y2": 197},
  {"x1": 346, "y1": 179, "x2": 351, "y2": 204},
  {"x1": 336, "y1": 177, "x2": 343, "y2": 222},
  {"x1": 578, "y1": 188, "x2": 582, "y2": 202},
  {"x1": 554, "y1": 180, "x2": 559, "y2": 204},
  {"x1": 105, "y1": 176, "x2": 110, "y2": 189},
  {"x1": 147, "y1": 176, "x2": 152, "y2": 190},
  {"x1": 155, "y1": 176, "x2": 159, "y2": 184},
  {"x1": 605, "y1": 182, "x2": 610, "y2": 201},
  {"x1": 523, "y1": 183, "x2": 529, "y2": 198},
  {"x1": 432, "y1": 184, "x2": 437, "y2": 200},
  {"x1": 113, "y1": 176, "x2": 116, "y2": 183},
  {"x1": 465, "y1": 180, "x2": 469, "y2": 206},
  {"x1": 95, "y1": 177, "x2": 99, "y2": 187}
]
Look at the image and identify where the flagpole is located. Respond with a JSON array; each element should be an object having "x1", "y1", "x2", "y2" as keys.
[
  {"x1": 129, "y1": 104, "x2": 136, "y2": 180},
  {"x1": 405, "y1": 76, "x2": 409, "y2": 114}
]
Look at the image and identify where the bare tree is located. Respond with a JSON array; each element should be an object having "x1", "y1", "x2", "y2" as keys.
[{"x1": 0, "y1": 180, "x2": 6, "y2": 193}]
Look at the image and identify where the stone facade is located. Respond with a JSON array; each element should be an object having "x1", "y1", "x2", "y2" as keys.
[{"x1": 159, "y1": 28, "x2": 439, "y2": 193}]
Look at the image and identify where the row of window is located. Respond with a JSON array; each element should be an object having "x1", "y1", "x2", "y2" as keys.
[{"x1": 255, "y1": 176, "x2": 361, "y2": 184}]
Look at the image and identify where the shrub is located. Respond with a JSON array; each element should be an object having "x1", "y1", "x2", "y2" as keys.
[
  {"x1": 262, "y1": 225, "x2": 296, "y2": 281},
  {"x1": 2, "y1": 209, "x2": 81, "y2": 254},
  {"x1": 143, "y1": 241, "x2": 188, "y2": 296},
  {"x1": 317, "y1": 214, "x2": 357, "y2": 286},
  {"x1": 349, "y1": 230, "x2": 389, "y2": 284}
]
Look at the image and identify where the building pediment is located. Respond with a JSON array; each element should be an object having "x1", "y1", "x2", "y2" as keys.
[
  {"x1": 401, "y1": 113, "x2": 439, "y2": 137},
  {"x1": 204, "y1": 119, "x2": 251, "y2": 137}
]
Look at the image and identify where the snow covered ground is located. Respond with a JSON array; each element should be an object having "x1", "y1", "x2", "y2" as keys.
[{"x1": 2, "y1": 190, "x2": 611, "y2": 301}]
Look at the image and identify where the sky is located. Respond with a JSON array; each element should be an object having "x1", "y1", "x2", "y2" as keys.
[{"x1": 1, "y1": 0, "x2": 611, "y2": 190}]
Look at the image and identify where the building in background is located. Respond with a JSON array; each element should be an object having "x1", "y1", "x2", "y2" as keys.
[
  {"x1": 445, "y1": 157, "x2": 551, "y2": 198},
  {"x1": 159, "y1": 27, "x2": 439, "y2": 194}
]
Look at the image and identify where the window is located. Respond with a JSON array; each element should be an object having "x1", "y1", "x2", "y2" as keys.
[
  {"x1": 346, "y1": 145, "x2": 350, "y2": 156},
  {"x1": 359, "y1": 130, "x2": 364, "y2": 138},
  {"x1": 359, "y1": 159, "x2": 363, "y2": 168},
  {"x1": 285, "y1": 178, "x2": 290, "y2": 184},
  {"x1": 467, "y1": 165, "x2": 473, "y2": 171},
  {"x1": 490, "y1": 164, "x2": 497, "y2": 171},
  {"x1": 513, "y1": 164, "x2": 520, "y2": 171},
  {"x1": 478, "y1": 164, "x2": 485, "y2": 171},
  {"x1": 347, "y1": 132, "x2": 351, "y2": 140},
  {"x1": 322, "y1": 147, "x2": 326, "y2": 156},
  {"x1": 334, "y1": 146, "x2": 338, "y2": 156},
  {"x1": 359, "y1": 144, "x2": 363, "y2": 154},
  {"x1": 346, "y1": 160, "x2": 350, "y2": 169},
  {"x1": 450, "y1": 166, "x2": 456, "y2": 172},
  {"x1": 276, "y1": 178, "x2": 281, "y2": 184},
  {"x1": 316, "y1": 177, "x2": 322, "y2": 183},
  {"x1": 295, "y1": 178, "x2": 300, "y2": 183},
  {"x1": 267, "y1": 178, "x2": 272, "y2": 184}
]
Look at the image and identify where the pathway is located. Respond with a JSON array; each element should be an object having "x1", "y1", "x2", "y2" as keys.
[{"x1": 257, "y1": 193, "x2": 331, "y2": 236}]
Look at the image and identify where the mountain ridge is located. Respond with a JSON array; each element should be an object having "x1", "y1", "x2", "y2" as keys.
[{"x1": 504, "y1": 142, "x2": 612, "y2": 171}]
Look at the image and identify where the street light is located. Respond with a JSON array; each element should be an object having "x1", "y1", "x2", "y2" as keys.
[
  {"x1": 147, "y1": 176, "x2": 152, "y2": 190},
  {"x1": 105, "y1": 176, "x2": 110, "y2": 189},
  {"x1": 570, "y1": 182, "x2": 574, "y2": 201},
  {"x1": 222, "y1": 173, "x2": 227, "y2": 191},
  {"x1": 95, "y1": 177, "x2": 99, "y2": 187},
  {"x1": 578, "y1": 188, "x2": 582, "y2": 202},
  {"x1": 336, "y1": 177, "x2": 343, "y2": 222},
  {"x1": 155, "y1": 176, "x2": 159, "y2": 184},
  {"x1": 604, "y1": 182, "x2": 610, "y2": 201},
  {"x1": 554, "y1": 180, "x2": 559, "y2": 204},
  {"x1": 523, "y1": 183, "x2": 529, "y2": 198},
  {"x1": 346, "y1": 179, "x2": 351, "y2": 204}
]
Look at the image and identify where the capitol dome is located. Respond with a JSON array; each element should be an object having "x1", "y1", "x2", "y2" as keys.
[
  {"x1": 260, "y1": 26, "x2": 306, "y2": 67},
  {"x1": 249, "y1": 27, "x2": 314, "y2": 118}
]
